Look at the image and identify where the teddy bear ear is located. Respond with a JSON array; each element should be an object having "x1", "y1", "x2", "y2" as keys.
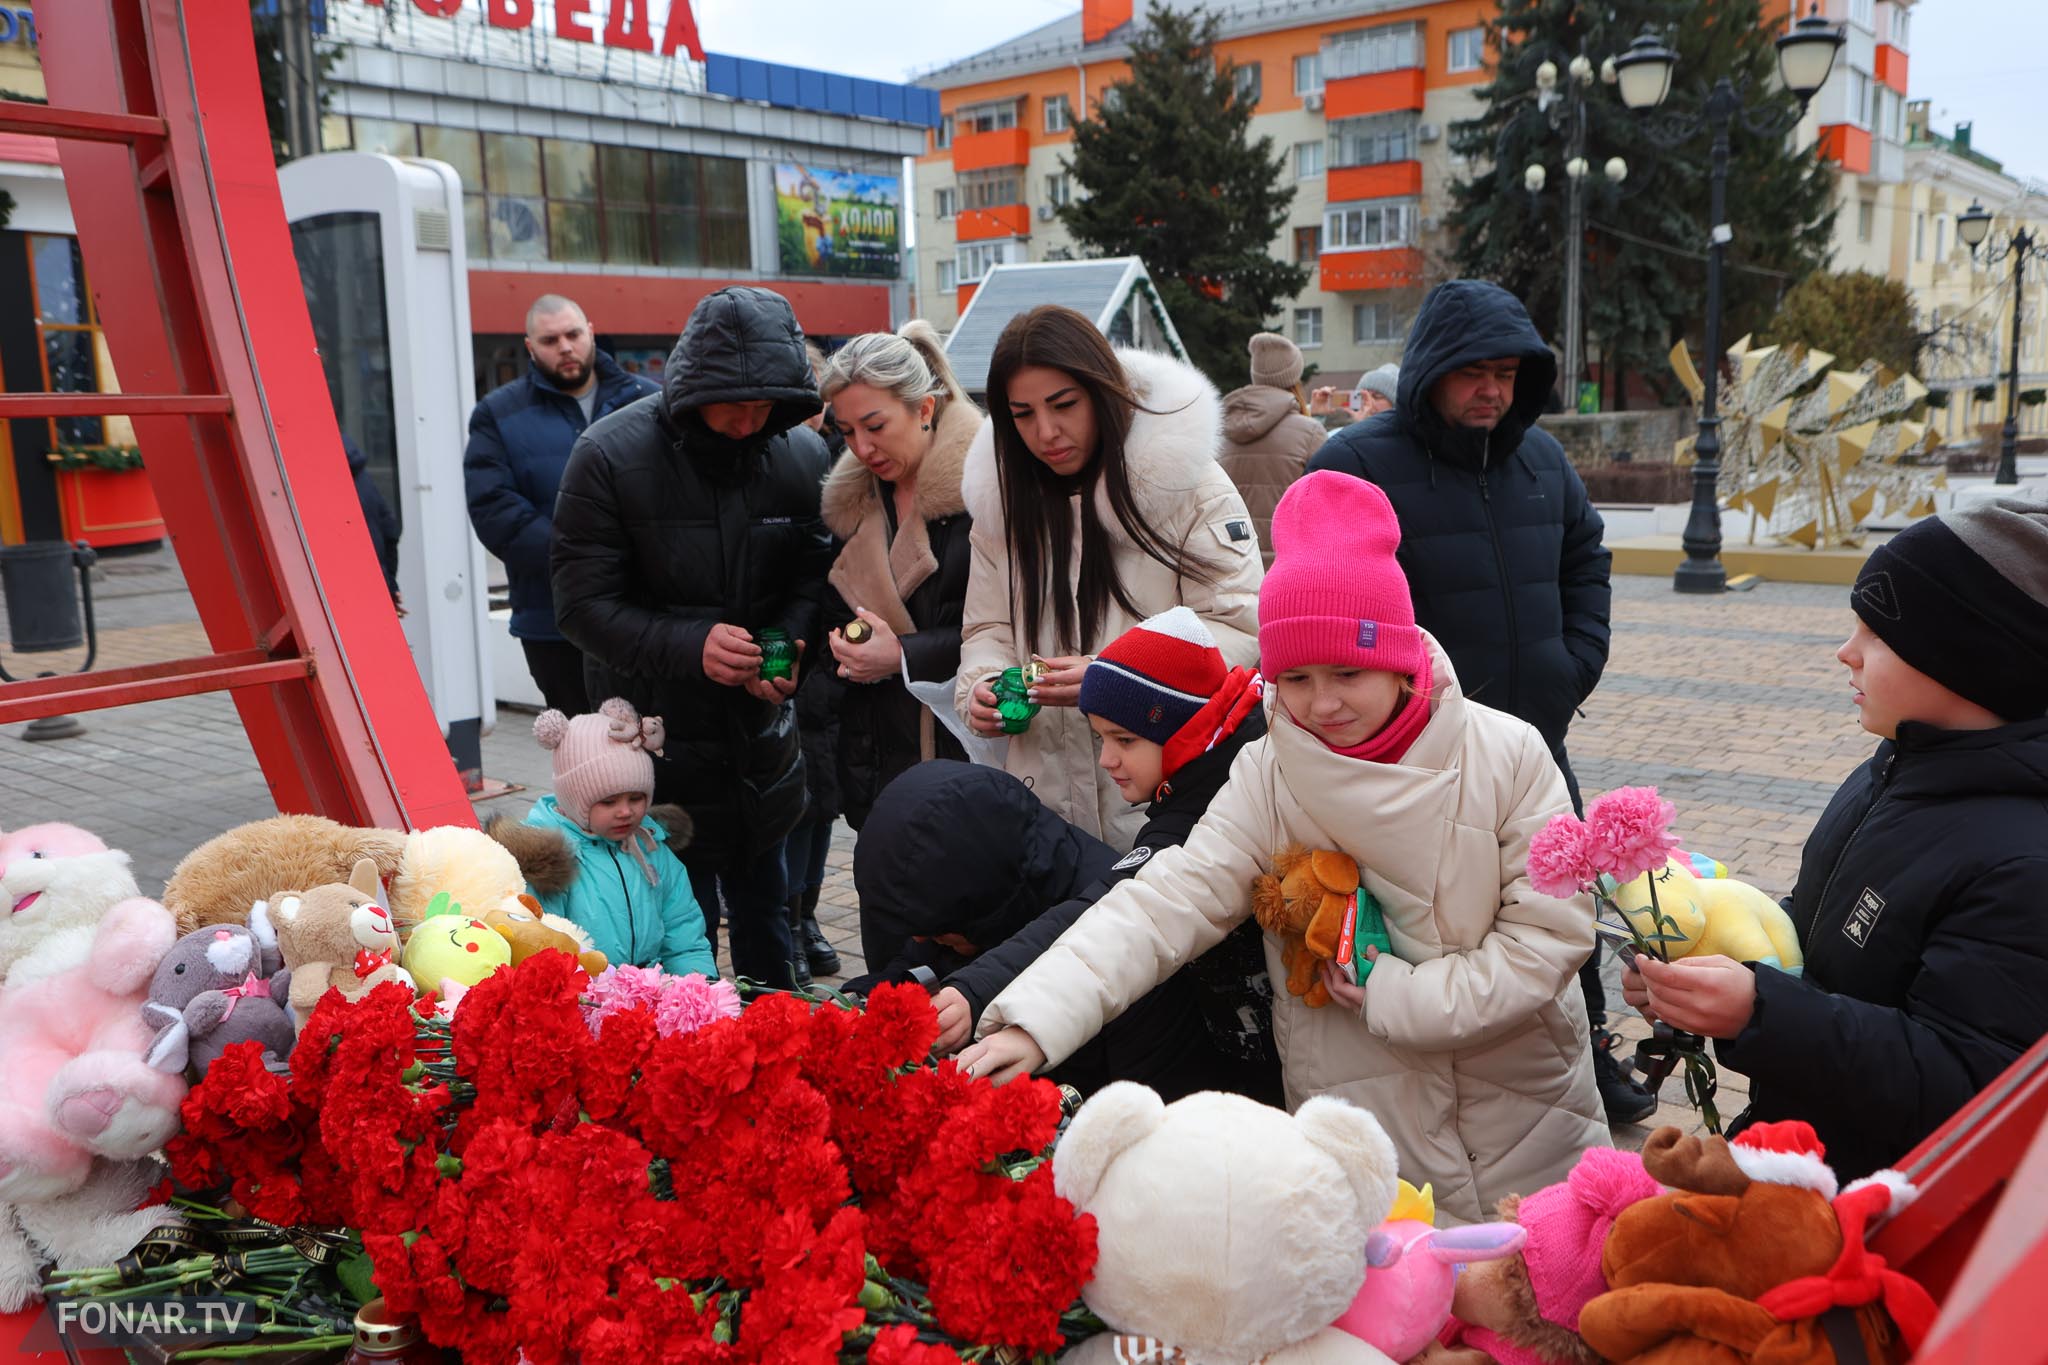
[
  {"x1": 1052, "y1": 1081, "x2": 1166, "y2": 1210},
  {"x1": 349, "y1": 858, "x2": 382, "y2": 899},
  {"x1": 1296, "y1": 1096, "x2": 1400, "y2": 1229}
]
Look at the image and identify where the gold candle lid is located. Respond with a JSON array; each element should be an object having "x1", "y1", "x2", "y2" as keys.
[{"x1": 841, "y1": 618, "x2": 873, "y2": 645}]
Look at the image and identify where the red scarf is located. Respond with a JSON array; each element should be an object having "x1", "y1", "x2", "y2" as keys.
[
  {"x1": 1308, "y1": 652, "x2": 1434, "y2": 763},
  {"x1": 1157, "y1": 667, "x2": 1265, "y2": 795}
]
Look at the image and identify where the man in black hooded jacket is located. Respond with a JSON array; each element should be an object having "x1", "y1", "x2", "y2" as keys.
[
  {"x1": 1307, "y1": 279, "x2": 1647, "y2": 1124},
  {"x1": 552, "y1": 286, "x2": 834, "y2": 990}
]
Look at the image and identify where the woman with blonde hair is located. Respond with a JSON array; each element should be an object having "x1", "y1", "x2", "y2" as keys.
[
  {"x1": 957, "y1": 305, "x2": 1263, "y2": 848},
  {"x1": 815, "y1": 321, "x2": 979, "y2": 832}
]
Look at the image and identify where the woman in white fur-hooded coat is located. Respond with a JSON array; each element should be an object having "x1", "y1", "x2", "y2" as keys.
[{"x1": 955, "y1": 308, "x2": 1264, "y2": 849}]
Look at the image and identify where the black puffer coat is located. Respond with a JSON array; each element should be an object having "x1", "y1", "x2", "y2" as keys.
[
  {"x1": 1719, "y1": 717, "x2": 2048, "y2": 1181},
  {"x1": 1308, "y1": 281, "x2": 1610, "y2": 781},
  {"x1": 552, "y1": 287, "x2": 835, "y2": 863},
  {"x1": 849, "y1": 760, "x2": 1207, "y2": 1099}
]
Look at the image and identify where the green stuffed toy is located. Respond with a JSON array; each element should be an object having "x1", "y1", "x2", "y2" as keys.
[
  {"x1": 1612, "y1": 851, "x2": 1804, "y2": 974},
  {"x1": 400, "y1": 890, "x2": 514, "y2": 996}
]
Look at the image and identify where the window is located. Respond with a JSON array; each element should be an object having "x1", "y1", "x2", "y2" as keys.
[
  {"x1": 419, "y1": 125, "x2": 486, "y2": 257},
  {"x1": 1447, "y1": 27, "x2": 1484, "y2": 74},
  {"x1": 934, "y1": 186, "x2": 956, "y2": 219},
  {"x1": 959, "y1": 239, "x2": 1021, "y2": 283},
  {"x1": 1294, "y1": 53, "x2": 1323, "y2": 95},
  {"x1": 1935, "y1": 215, "x2": 1946, "y2": 260},
  {"x1": 936, "y1": 115, "x2": 954, "y2": 150},
  {"x1": 1353, "y1": 299, "x2": 1402, "y2": 343},
  {"x1": 1046, "y1": 172, "x2": 1072, "y2": 207},
  {"x1": 1233, "y1": 62, "x2": 1263, "y2": 106},
  {"x1": 543, "y1": 138, "x2": 601, "y2": 263},
  {"x1": 958, "y1": 99, "x2": 1020, "y2": 133},
  {"x1": 958, "y1": 167, "x2": 1023, "y2": 211},
  {"x1": 1324, "y1": 198, "x2": 1415, "y2": 249},
  {"x1": 28, "y1": 235, "x2": 108, "y2": 447},
  {"x1": 1044, "y1": 94, "x2": 1072, "y2": 133},
  {"x1": 1329, "y1": 112, "x2": 1417, "y2": 168},
  {"x1": 1915, "y1": 211, "x2": 1926, "y2": 260},
  {"x1": 349, "y1": 117, "x2": 416, "y2": 157},
  {"x1": 1293, "y1": 225, "x2": 1322, "y2": 262},
  {"x1": 1293, "y1": 307, "x2": 1323, "y2": 348},
  {"x1": 1294, "y1": 140, "x2": 1324, "y2": 179},
  {"x1": 1848, "y1": 70, "x2": 1871, "y2": 128},
  {"x1": 1850, "y1": 0, "x2": 1874, "y2": 28},
  {"x1": 1893, "y1": 8, "x2": 1909, "y2": 49},
  {"x1": 1323, "y1": 22, "x2": 1421, "y2": 81},
  {"x1": 937, "y1": 259, "x2": 957, "y2": 292},
  {"x1": 1857, "y1": 199, "x2": 1874, "y2": 243}
]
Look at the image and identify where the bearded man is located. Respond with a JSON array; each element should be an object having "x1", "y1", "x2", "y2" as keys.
[{"x1": 465, "y1": 293, "x2": 657, "y2": 713}]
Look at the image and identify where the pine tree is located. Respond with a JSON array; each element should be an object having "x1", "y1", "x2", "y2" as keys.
[
  {"x1": 1447, "y1": 0, "x2": 1835, "y2": 405},
  {"x1": 1059, "y1": 2, "x2": 1311, "y2": 390}
]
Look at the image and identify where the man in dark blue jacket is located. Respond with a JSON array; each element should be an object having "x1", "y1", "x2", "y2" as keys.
[
  {"x1": 465, "y1": 294, "x2": 656, "y2": 714},
  {"x1": 1308, "y1": 279, "x2": 1647, "y2": 1124}
]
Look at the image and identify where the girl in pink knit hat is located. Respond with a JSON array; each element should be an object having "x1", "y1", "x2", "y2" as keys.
[
  {"x1": 963, "y1": 471, "x2": 1607, "y2": 1226},
  {"x1": 521, "y1": 698, "x2": 717, "y2": 979}
]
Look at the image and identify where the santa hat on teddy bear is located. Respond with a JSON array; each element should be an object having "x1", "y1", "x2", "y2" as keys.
[{"x1": 1724, "y1": 1122, "x2": 1939, "y2": 1354}]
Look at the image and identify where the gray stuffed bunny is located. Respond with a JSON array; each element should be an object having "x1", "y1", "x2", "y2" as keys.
[{"x1": 142, "y1": 915, "x2": 295, "y2": 1078}]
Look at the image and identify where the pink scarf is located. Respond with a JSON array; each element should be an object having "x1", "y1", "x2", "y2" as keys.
[{"x1": 1314, "y1": 652, "x2": 1435, "y2": 764}]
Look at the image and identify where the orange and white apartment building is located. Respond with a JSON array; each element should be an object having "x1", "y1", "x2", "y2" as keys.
[{"x1": 914, "y1": 0, "x2": 1950, "y2": 396}]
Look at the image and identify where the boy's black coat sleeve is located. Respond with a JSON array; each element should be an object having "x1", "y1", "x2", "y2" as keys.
[{"x1": 1718, "y1": 853, "x2": 2048, "y2": 1172}]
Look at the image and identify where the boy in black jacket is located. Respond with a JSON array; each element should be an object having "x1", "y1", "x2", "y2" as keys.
[
  {"x1": 850, "y1": 608, "x2": 1282, "y2": 1104},
  {"x1": 1625, "y1": 497, "x2": 2048, "y2": 1180}
]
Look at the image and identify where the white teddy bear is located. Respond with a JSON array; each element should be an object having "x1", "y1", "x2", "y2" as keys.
[{"x1": 1054, "y1": 1083, "x2": 1403, "y2": 1365}]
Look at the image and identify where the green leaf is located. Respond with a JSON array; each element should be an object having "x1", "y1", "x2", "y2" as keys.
[{"x1": 336, "y1": 1249, "x2": 378, "y2": 1308}]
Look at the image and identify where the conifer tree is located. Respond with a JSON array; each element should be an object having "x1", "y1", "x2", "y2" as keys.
[
  {"x1": 1447, "y1": 0, "x2": 1835, "y2": 405},
  {"x1": 1060, "y1": 2, "x2": 1311, "y2": 389}
]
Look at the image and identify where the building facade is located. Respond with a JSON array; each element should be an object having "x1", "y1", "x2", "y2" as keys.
[{"x1": 913, "y1": 0, "x2": 1494, "y2": 393}]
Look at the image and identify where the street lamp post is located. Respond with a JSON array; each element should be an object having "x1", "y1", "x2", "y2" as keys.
[
  {"x1": 1613, "y1": 8, "x2": 1845, "y2": 594},
  {"x1": 1957, "y1": 200, "x2": 2043, "y2": 486}
]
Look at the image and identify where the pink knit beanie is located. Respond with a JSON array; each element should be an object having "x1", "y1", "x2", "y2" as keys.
[
  {"x1": 534, "y1": 698, "x2": 666, "y2": 832},
  {"x1": 1511, "y1": 1146, "x2": 1664, "y2": 1335},
  {"x1": 1258, "y1": 470, "x2": 1423, "y2": 678}
]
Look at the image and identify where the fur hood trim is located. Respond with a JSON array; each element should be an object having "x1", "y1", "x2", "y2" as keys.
[
  {"x1": 959, "y1": 347, "x2": 1223, "y2": 529},
  {"x1": 820, "y1": 396, "x2": 978, "y2": 539}
]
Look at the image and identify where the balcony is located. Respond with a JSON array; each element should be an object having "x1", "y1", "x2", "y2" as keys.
[
  {"x1": 1875, "y1": 43, "x2": 1908, "y2": 93},
  {"x1": 956, "y1": 282, "x2": 980, "y2": 314},
  {"x1": 1324, "y1": 68, "x2": 1426, "y2": 119},
  {"x1": 955, "y1": 203, "x2": 1031, "y2": 242},
  {"x1": 953, "y1": 126, "x2": 1031, "y2": 173},
  {"x1": 1320, "y1": 247, "x2": 1424, "y2": 293},
  {"x1": 1818, "y1": 124, "x2": 1872, "y2": 174},
  {"x1": 1328, "y1": 161, "x2": 1422, "y2": 203}
]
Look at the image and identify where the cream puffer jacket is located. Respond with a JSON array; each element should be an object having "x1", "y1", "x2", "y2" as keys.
[
  {"x1": 954, "y1": 348, "x2": 1264, "y2": 849},
  {"x1": 978, "y1": 637, "x2": 1609, "y2": 1224}
]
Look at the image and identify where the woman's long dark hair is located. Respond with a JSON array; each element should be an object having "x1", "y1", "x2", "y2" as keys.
[{"x1": 985, "y1": 306, "x2": 1219, "y2": 652}]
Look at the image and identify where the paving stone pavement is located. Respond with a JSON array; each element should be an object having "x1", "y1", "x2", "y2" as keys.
[{"x1": 1, "y1": 545, "x2": 1876, "y2": 1141}]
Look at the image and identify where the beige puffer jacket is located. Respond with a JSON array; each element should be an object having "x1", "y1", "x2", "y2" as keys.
[
  {"x1": 954, "y1": 348, "x2": 1264, "y2": 849},
  {"x1": 978, "y1": 637, "x2": 1608, "y2": 1223},
  {"x1": 1217, "y1": 384, "x2": 1326, "y2": 568}
]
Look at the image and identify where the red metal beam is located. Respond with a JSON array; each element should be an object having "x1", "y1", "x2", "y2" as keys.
[
  {"x1": 0, "y1": 98, "x2": 165, "y2": 142},
  {"x1": 0, "y1": 656, "x2": 312, "y2": 723},
  {"x1": 0, "y1": 393, "x2": 231, "y2": 417},
  {"x1": 34, "y1": 0, "x2": 475, "y2": 830},
  {"x1": 1910, "y1": 1094, "x2": 2048, "y2": 1365}
]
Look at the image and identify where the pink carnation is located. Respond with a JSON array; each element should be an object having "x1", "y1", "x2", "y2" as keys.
[
  {"x1": 653, "y1": 972, "x2": 742, "y2": 1037},
  {"x1": 584, "y1": 964, "x2": 667, "y2": 1034},
  {"x1": 1527, "y1": 813, "x2": 1595, "y2": 898},
  {"x1": 1584, "y1": 786, "x2": 1682, "y2": 885}
]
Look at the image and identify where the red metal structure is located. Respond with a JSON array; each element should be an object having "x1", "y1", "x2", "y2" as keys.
[{"x1": 0, "y1": 0, "x2": 473, "y2": 830}]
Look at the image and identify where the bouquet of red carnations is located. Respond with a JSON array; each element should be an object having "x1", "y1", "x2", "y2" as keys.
[{"x1": 145, "y1": 955, "x2": 1100, "y2": 1365}]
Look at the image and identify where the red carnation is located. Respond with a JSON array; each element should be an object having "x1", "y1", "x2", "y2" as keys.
[{"x1": 868, "y1": 1325, "x2": 965, "y2": 1365}]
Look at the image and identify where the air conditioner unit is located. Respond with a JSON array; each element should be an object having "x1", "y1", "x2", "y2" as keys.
[
  {"x1": 1304, "y1": 91, "x2": 1325, "y2": 112},
  {"x1": 1418, "y1": 122, "x2": 1441, "y2": 143},
  {"x1": 1419, "y1": 214, "x2": 1440, "y2": 232},
  {"x1": 1037, "y1": 204, "x2": 1056, "y2": 222}
]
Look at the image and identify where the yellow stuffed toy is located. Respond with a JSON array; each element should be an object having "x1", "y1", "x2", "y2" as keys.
[
  {"x1": 1612, "y1": 852, "x2": 1803, "y2": 974},
  {"x1": 400, "y1": 892, "x2": 514, "y2": 995}
]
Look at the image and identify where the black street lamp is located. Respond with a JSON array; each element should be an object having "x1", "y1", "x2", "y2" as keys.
[
  {"x1": 1956, "y1": 199, "x2": 2044, "y2": 487},
  {"x1": 1614, "y1": 8, "x2": 1845, "y2": 594}
]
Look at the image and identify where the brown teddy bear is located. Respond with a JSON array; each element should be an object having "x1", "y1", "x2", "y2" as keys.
[
  {"x1": 255, "y1": 858, "x2": 413, "y2": 1028},
  {"x1": 1577, "y1": 1122, "x2": 1929, "y2": 1364},
  {"x1": 1251, "y1": 844, "x2": 1356, "y2": 1009}
]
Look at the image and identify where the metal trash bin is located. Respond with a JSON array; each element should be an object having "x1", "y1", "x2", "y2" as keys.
[{"x1": 0, "y1": 541, "x2": 87, "y2": 653}]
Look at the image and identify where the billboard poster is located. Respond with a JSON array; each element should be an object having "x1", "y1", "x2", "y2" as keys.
[{"x1": 775, "y1": 163, "x2": 902, "y2": 279}]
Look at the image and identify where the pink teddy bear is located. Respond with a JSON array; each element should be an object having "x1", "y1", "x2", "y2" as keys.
[{"x1": 0, "y1": 823, "x2": 187, "y2": 1203}]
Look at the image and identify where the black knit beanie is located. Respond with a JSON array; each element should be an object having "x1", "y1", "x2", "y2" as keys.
[{"x1": 1851, "y1": 496, "x2": 2048, "y2": 722}]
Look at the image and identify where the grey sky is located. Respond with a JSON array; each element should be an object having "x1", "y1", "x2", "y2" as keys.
[{"x1": 692, "y1": 0, "x2": 2041, "y2": 182}]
